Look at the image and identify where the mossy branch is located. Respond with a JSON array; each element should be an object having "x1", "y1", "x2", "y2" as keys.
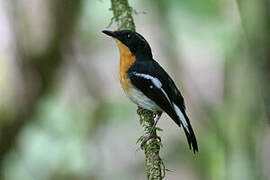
[
  {"x1": 109, "y1": 0, "x2": 165, "y2": 179},
  {"x1": 109, "y1": 0, "x2": 135, "y2": 31},
  {"x1": 137, "y1": 107, "x2": 165, "y2": 179}
]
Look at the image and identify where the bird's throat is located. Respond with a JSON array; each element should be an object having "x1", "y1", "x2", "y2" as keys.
[{"x1": 115, "y1": 39, "x2": 135, "y2": 92}]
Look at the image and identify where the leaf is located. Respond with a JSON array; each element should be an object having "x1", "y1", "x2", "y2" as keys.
[
  {"x1": 155, "y1": 127, "x2": 163, "y2": 131},
  {"x1": 136, "y1": 135, "x2": 143, "y2": 144}
]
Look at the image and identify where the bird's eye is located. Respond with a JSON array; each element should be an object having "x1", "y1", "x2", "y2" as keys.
[{"x1": 127, "y1": 34, "x2": 131, "y2": 39}]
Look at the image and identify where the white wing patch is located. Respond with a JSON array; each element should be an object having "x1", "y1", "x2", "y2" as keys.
[
  {"x1": 133, "y1": 72, "x2": 171, "y2": 104},
  {"x1": 133, "y1": 73, "x2": 161, "y2": 87},
  {"x1": 173, "y1": 103, "x2": 190, "y2": 134}
]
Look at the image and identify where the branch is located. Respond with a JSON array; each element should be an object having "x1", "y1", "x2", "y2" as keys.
[
  {"x1": 137, "y1": 107, "x2": 165, "y2": 179},
  {"x1": 109, "y1": 0, "x2": 165, "y2": 179},
  {"x1": 110, "y1": 0, "x2": 135, "y2": 31}
]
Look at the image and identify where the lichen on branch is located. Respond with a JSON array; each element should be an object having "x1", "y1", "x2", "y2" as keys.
[{"x1": 109, "y1": 0, "x2": 136, "y2": 31}]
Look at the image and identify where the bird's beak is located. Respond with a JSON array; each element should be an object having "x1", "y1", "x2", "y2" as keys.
[{"x1": 102, "y1": 30, "x2": 117, "y2": 38}]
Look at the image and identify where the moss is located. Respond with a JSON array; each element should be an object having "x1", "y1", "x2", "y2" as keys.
[{"x1": 110, "y1": 0, "x2": 136, "y2": 31}]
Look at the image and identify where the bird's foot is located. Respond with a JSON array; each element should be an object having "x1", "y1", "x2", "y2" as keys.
[
  {"x1": 140, "y1": 132, "x2": 161, "y2": 148},
  {"x1": 141, "y1": 133, "x2": 152, "y2": 144}
]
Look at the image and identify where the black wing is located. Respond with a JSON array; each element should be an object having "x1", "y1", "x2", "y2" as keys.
[{"x1": 128, "y1": 59, "x2": 198, "y2": 153}]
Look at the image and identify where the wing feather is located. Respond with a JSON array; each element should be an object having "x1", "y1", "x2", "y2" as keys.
[{"x1": 128, "y1": 59, "x2": 198, "y2": 152}]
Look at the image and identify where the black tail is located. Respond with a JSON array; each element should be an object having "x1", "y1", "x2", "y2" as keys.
[
  {"x1": 171, "y1": 103, "x2": 198, "y2": 153},
  {"x1": 181, "y1": 114, "x2": 198, "y2": 153}
]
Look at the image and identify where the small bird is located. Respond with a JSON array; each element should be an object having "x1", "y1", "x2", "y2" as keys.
[{"x1": 102, "y1": 30, "x2": 198, "y2": 153}]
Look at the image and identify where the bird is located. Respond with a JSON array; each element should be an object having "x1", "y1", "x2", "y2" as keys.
[{"x1": 102, "y1": 29, "x2": 198, "y2": 153}]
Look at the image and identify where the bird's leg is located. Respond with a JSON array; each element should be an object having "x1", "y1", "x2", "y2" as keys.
[{"x1": 141, "y1": 111, "x2": 162, "y2": 145}]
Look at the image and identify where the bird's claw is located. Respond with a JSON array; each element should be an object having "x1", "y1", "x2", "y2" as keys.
[
  {"x1": 140, "y1": 133, "x2": 153, "y2": 148},
  {"x1": 140, "y1": 133, "x2": 161, "y2": 148},
  {"x1": 141, "y1": 133, "x2": 152, "y2": 145}
]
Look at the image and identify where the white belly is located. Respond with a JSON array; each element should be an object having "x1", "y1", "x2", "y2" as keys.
[{"x1": 124, "y1": 86, "x2": 162, "y2": 112}]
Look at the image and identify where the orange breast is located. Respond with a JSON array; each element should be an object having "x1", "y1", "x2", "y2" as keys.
[{"x1": 115, "y1": 40, "x2": 136, "y2": 93}]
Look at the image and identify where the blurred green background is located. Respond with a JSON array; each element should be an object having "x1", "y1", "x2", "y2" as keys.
[{"x1": 0, "y1": 0, "x2": 269, "y2": 179}]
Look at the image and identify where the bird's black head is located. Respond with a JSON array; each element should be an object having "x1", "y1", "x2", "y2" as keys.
[{"x1": 102, "y1": 30, "x2": 152, "y2": 59}]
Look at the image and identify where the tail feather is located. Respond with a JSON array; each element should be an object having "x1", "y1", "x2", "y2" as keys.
[
  {"x1": 182, "y1": 121, "x2": 198, "y2": 153},
  {"x1": 172, "y1": 103, "x2": 198, "y2": 153}
]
